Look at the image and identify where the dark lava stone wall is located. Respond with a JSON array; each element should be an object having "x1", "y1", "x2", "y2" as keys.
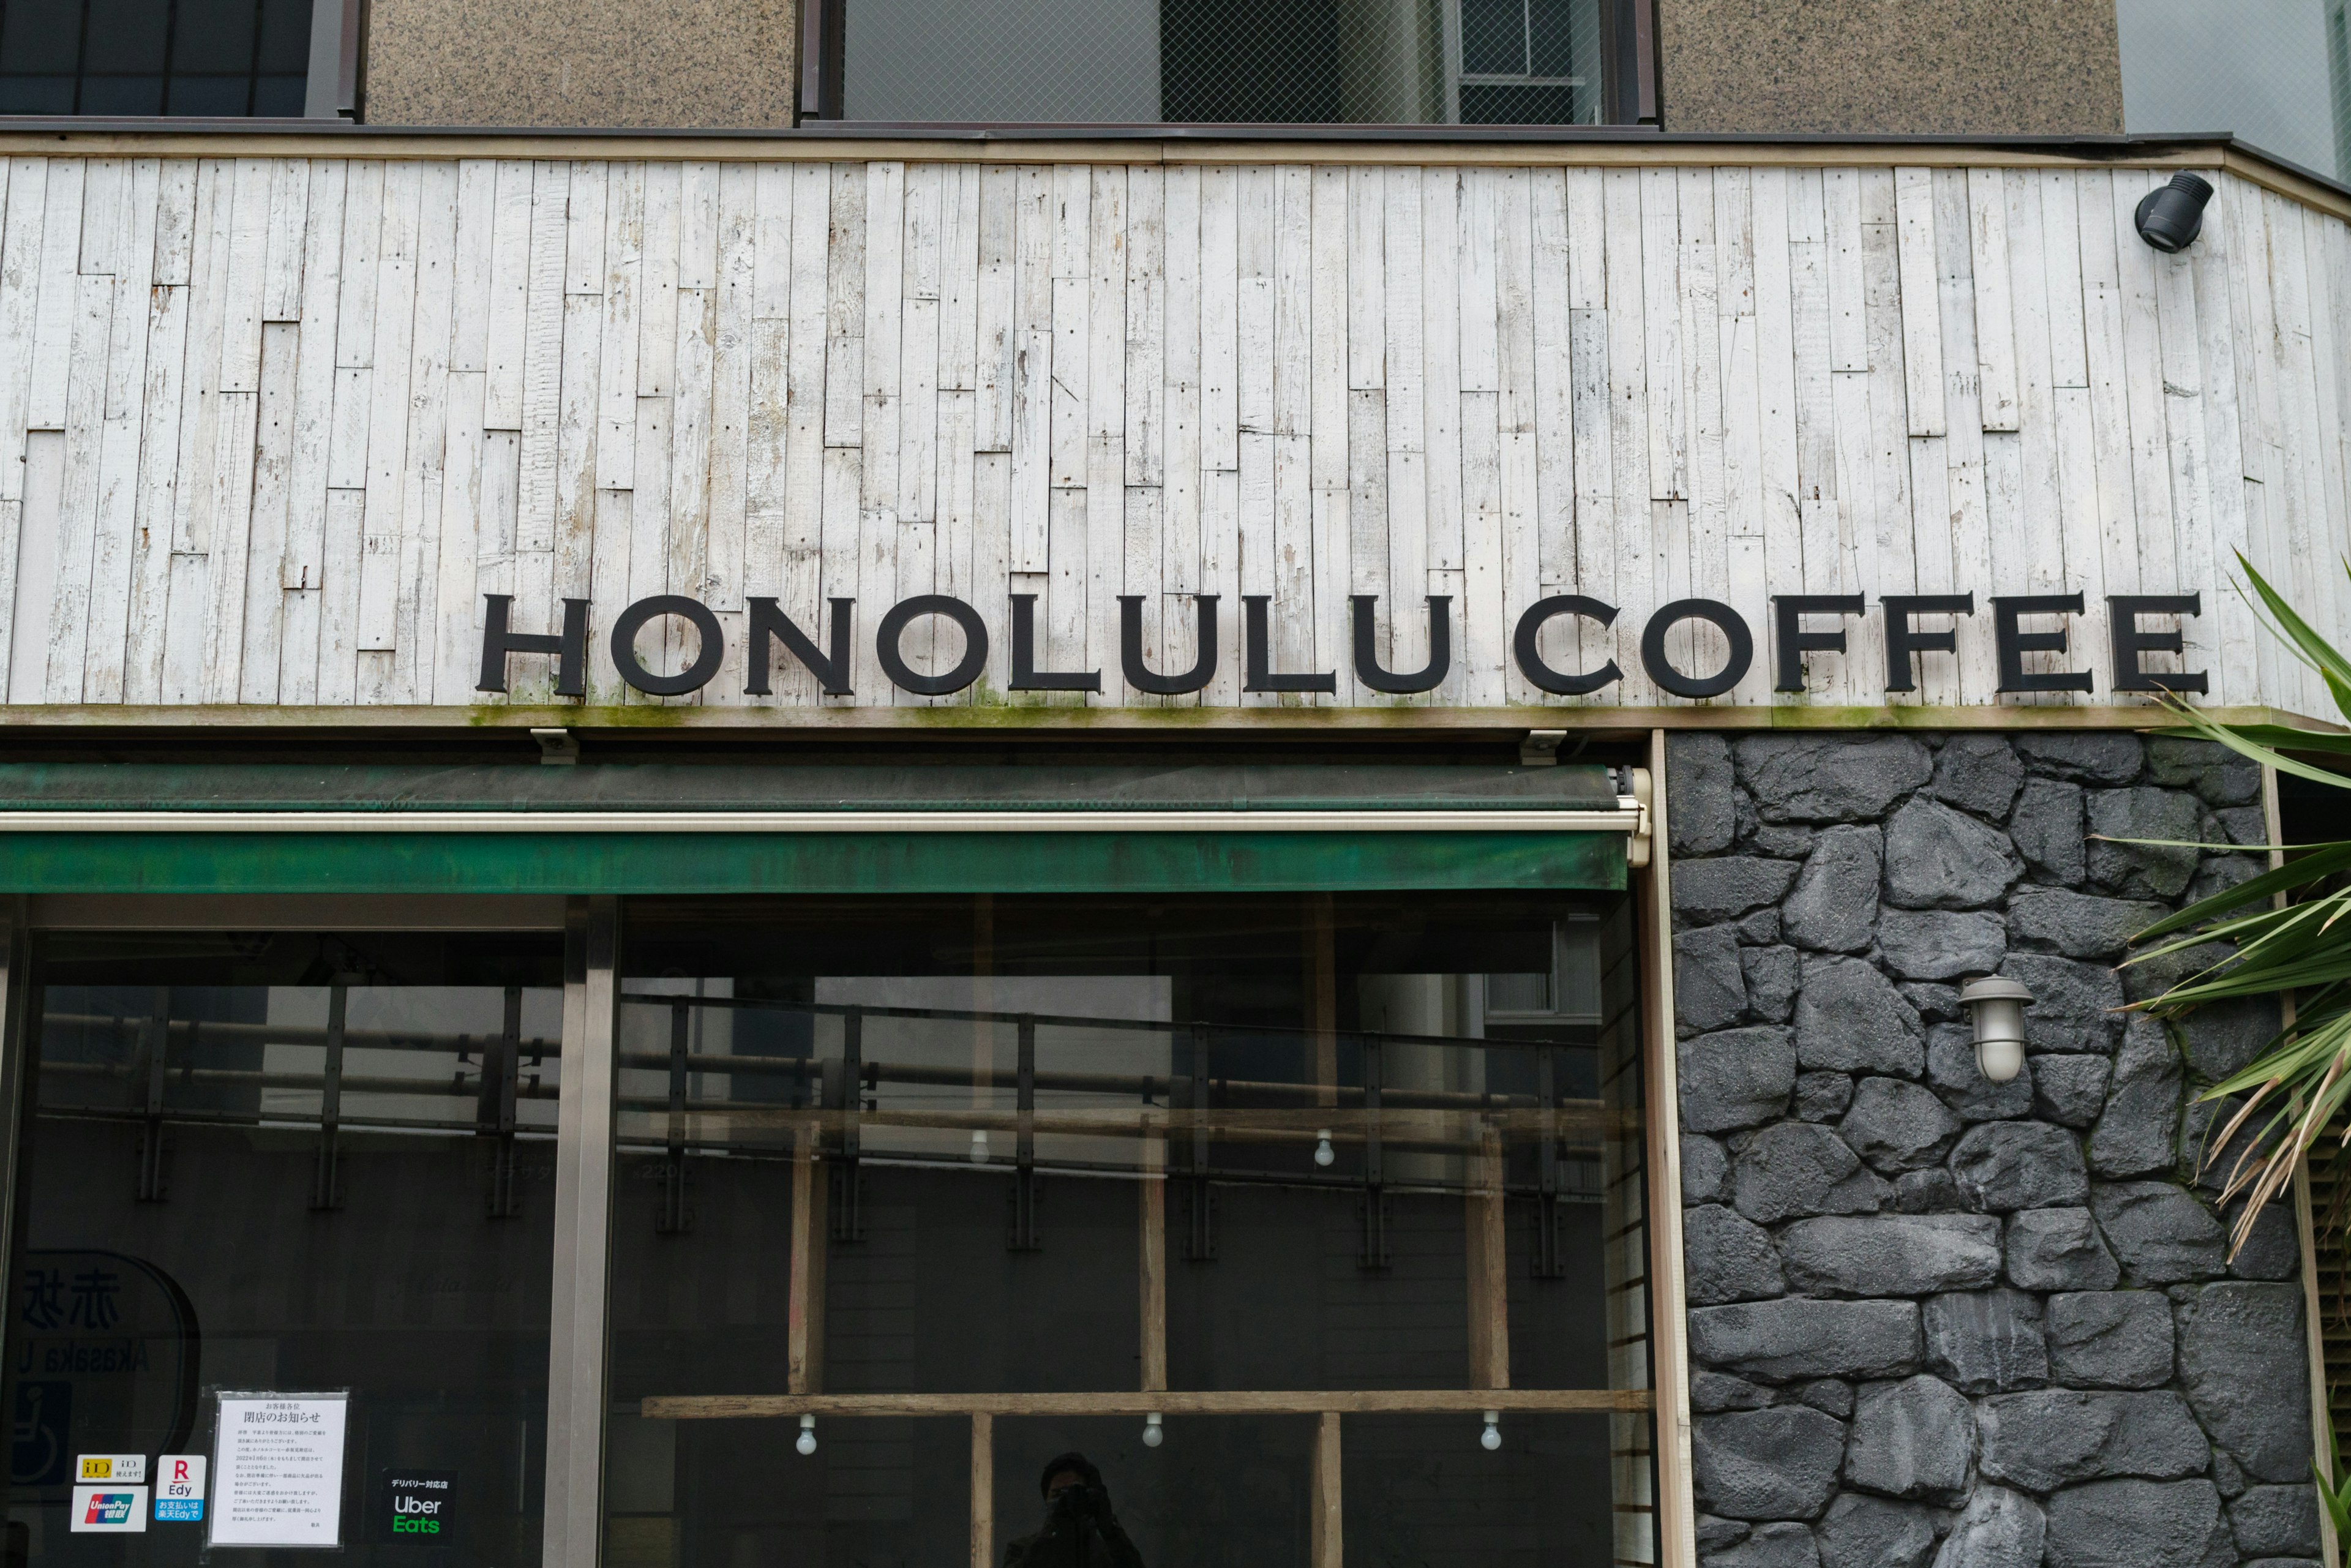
[{"x1": 1666, "y1": 732, "x2": 2319, "y2": 1568}]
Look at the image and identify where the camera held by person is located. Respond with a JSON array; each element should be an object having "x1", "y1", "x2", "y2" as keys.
[{"x1": 1003, "y1": 1452, "x2": 1144, "y2": 1568}]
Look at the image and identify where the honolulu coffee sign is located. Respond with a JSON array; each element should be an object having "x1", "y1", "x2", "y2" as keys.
[{"x1": 473, "y1": 590, "x2": 2211, "y2": 702}]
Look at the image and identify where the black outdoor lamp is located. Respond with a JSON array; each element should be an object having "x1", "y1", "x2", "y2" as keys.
[{"x1": 2135, "y1": 172, "x2": 2215, "y2": 252}]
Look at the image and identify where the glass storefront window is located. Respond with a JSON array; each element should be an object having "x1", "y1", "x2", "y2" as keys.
[
  {"x1": 3, "y1": 930, "x2": 564, "y2": 1564},
  {"x1": 608, "y1": 892, "x2": 1652, "y2": 1567}
]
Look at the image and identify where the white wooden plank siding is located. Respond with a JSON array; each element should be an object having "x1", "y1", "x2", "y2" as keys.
[{"x1": 0, "y1": 154, "x2": 2341, "y2": 717}]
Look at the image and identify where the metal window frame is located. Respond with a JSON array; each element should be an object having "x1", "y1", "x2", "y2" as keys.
[{"x1": 0, "y1": 793, "x2": 1682, "y2": 1568}]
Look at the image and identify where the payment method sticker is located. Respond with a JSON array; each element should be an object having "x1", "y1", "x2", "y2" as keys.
[
  {"x1": 69, "y1": 1484, "x2": 149, "y2": 1532},
  {"x1": 156, "y1": 1454, "x2": 207, "y2": 1523},
  {"x1": 77, "y1": 1454, "x2": 148, "y2": 1484}
]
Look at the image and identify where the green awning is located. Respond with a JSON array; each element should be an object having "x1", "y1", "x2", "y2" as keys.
[{"x1": 0, "y1": 763, "x2": 1634, "y2": 895}]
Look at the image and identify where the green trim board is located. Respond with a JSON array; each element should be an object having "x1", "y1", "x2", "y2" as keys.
[{"x1": 0, "y1": 829, "x2": 1628, "y2": 896}]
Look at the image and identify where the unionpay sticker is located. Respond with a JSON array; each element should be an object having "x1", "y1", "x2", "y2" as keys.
[
  {"x1": 156, "y1": 1455, "x2": 207, "y2": 1522},
  {"x1": 70, "y1": 1484, "x2": 149, "y2": 1532}
]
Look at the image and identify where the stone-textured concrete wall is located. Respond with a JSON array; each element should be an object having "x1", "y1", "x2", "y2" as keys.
[
  {"x1": 364, "y1": 0, "x2": 798, "y2": 128},
  {"x1": 1655, "y1": 0, "x2": 2123, "y2": 135},
  {"x1": 1668, "y1": 732, "x2": 2320, "y2": 1568}
]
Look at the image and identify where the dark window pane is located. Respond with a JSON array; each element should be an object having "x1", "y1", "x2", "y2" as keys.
[
  {"x1": 169, "y1": 0, "x2": 257, "y2": 75},
  {"x1": 78, "y1": 72, "x2": 162, "y2": 111},
  {"x1": 80, "y1": 0, "x2": 165, "y2": 74},
  {"x1": 253, "y1": 68, "x2": 302, "y2": 113},
  {"x1": 0, "y1": 0, "x2": 83, "y2": 76},
  {"x1": 1460, "y1": 79, "x2": 1579, "y2": 122},
  {"x1": 1528, "y1": 0, "x2": 1580, "y2": 77},
  {"x1": 164, "y1": 71, "x2": 249, "y2": 113},
  {"x1": 1160, "y1": 0, "x2": 1341, "y2": 122},
  {"x1": 256, "y1": 0, "x2": 307, "y2": 74},
  {"x1": 0, "y1": 73, "x2": 73, "y2": 110},
  {"x1": 1460, "y1": 0, "x2": 1524, "y2": 75}
]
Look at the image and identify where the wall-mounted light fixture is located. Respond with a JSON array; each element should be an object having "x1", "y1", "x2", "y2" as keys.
[
  {"x1": 796, "y1": 1414, "x2": 819, "y2": 1455},
  {"x1": 2135, "y1": 173, "x2": 2214, "y2": 252},
  {"x1": 1480, "y1": 1411, "x2": 1502, "y2": 1451},
  {"x1": 1142, "y1": 1412, "x2": 1164, "y2": 1448},
  {"x1": 1314, "y1": 1130, "x2": 1336, "y2": 1167},
  {"x1": 1957, "y1": 977, "x2": 2033, "y2": 1082}
]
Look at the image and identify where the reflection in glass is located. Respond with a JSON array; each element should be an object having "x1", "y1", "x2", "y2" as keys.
[
  {"x1": 609, "y1": 893, "x2": 1651, "y2": 1567},
  {"x1": 4, "y1": 932, "x2": 562, "y2": 1566}
]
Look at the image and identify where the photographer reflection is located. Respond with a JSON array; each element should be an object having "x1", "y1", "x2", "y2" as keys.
[{"x1": 1004, "y1": 1452, "x2": 1145, "y2": 1568}]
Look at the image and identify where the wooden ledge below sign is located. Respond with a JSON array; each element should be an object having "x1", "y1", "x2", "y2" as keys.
[{"x1": 642, "y1": 1389, "x2": 1655, "y2": 1420}]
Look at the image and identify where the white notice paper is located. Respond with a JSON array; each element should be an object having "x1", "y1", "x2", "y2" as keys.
[{"x1": 209, "y1": 1392, "x2": 349, "y2": 1548}]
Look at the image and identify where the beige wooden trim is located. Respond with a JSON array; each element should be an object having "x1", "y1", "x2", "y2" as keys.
[
  {"x1": 2271, "y1": 761, "x2": 2341, "y2": 1568},
  {"x1": 1466, "y1": 1123, "x2": 1511, "y2": 1390},
  {"x1": 1310, "y1": 1412, "x2": 1343, "y2": 1568},
  {"x1": 788, "y1": 1131, "x2": 828, "y2": 1396},
  {"x1": 1643, "y1": 729, "x2": 1698, "y2": 1568},
  {"x1": 970, "y1": 1414, "x2": 994, "y2": 1568},
  {"x1": 0, "y1": 129, "x2": 2330, "y2": 203},
  {"x1": 643, "y1": 1387, "x2": 1655, "y2": 1418},
  {"x1": 1139, "y1": 1127, "x2": 1167, "y2": 1395},
  {"x1": 0, "y1": 702, "x2": 2321, "y2": 733}
]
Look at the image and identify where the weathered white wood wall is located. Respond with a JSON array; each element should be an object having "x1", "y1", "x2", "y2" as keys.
[{"x1": 0, "y1": 152, "x2": 2344, "y2": 715}]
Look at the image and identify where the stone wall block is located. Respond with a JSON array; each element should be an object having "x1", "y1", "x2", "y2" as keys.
[
  {"x1": 2145, "y1": 738, "x2": 2263, "y2": 806},
  {"x1": 1733, "y1": 1122, "x2": 1894, "y2": 1221},
  {"x1": 1817, "y1": 1493, "x2": 1939, "y2": 1568},
  {"x1": 2042, "y1": 1291, "x2": 2173, "y2": 1388},
  {"x1": 2015, "y1": 733, "x2": 2144, "y2": 786},
  {"x1": 1878, "y1": 909, "x2": 2008, "y2": 982},
  {"x1": 1923, "y1": 1288, "x2": 2049, "y2": 1392},
  {"x1": 1680, "y1": 924, "x2": 1753, "y2": 1033},
  {"x1": 2004, "y1": 1208, "x2": 2121, "y2": 1291},
  {"x1": 1744, "y1": 945, "x2": 1803, "y2": 1022},
  {"x1": 2009, "y1": 779, "x2": 2088, "y2": 884},
  {"x1": 1735, "y1": 736, "x2": 1934, "y2": 823},
  {"x1": 1673, "y1": 733, "x2": 1740, "y2": 854},
  {"x1": 2175, "y1": 1281, "x2": 2314, "y2": 1482},
  {"x1": 2030, "y1": 1054, "x2": 2112, "y2": 1128},
  {"x1": 2006, "y1": 889, "x2": 2172, "y2": 961},
  {"x1": 1783, "y1": 825, "x2": 1885, "y2": 953},
  {"x1": 1930, "y1": 737, "x2": 2026, "y2": 819},
  {"x1": 1884, "y1": 798, "x2": 2026, "y2": 909},
  {"x1": 1843, "y1": 1374, "x2": 1974, "y2": 1503},
  {"x1": 1951, "y1": 1122, "x2": 2091, "y2": 1211},
  {"x1": 2042, "y1": 1478, "x2": 2222, "y2": 1568},
  {"x1": 2228, "y1": 1485, "x2": 2322, "y2": 1557},
  {"x1": 1780, "y1": 1214, "x2": 2003, "y2": 1296},
  {"x1": 1930, "y1": 1487, "x2": 2045, "y2": 1568},
  {"x1": 2087, "y1": 1018, "x2": 2183, "y2": 1179},
  {"x1": 1797, "y1": 1072, "x2": 1856, "y2": 1122},
  {"x1": 1974, "y1": 1387, "x2": 2211, "y2": 1491},
  {"x1": 1685, "y1": 1135, "x2": 1733, "y2": 1204},
  {"x1": 1693, "y1": 1406, "x2": 1852, "y2": 1520},
  {"x1": 2180, "y1": 996, "x2": 2282, "y2": 1082},
  {"x1": 1679, "y1": 857, "x2": 1805, "y2": 925},
  {"x1": 1682, "y1": 1027, "x2": 1800, "y2": 1133},
  {"x1": 2083, "y1": 788, "x2": 2205, "y2": 899},
  {"x1": 1997, "y1": 954, "x2": 2124, "y2": 1053},
  {"x1": 1689, "y1": 1203, "x2": 1791, "y2": 1304},
  {"x1": 1794, "y1": 956, "x2": 1926, "y2": 1076},
  {"x1": 1703, "y1": 1521, "x2": 1823, "y2": 1568},
  {"x1": 2089, "y1": 1182, "x2": 2227, "y2": 1285},
  {"x1": 1842, "y1": 1078, "x2": 1965, "y2": 1172},
  {"x1": 1688, "y1": 1299, "x2": 1924, "y2": 1381}
]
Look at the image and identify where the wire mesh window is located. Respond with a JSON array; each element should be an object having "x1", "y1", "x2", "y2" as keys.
[
  {"x1": 834, "y1": 0, "x2": 1616, "y2": 126},
  {"x1": 0, "y1": 0, "x2": 310, "y2": 116}
]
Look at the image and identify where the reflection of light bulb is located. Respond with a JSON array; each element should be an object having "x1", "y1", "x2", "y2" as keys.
[
  {"x1": 1314, "y1": 1130, "x2": 1335, "y2": 1167},
  {"x1": 970, "y1": 1129, "x2": 990, "y2": 1164},
  {"x1": 797, "y1": 1415, "x2": 818, "y2": 1456},
  {"x1": 1142, "y1": 1412, "x2": 1164, "y2": 1449},
  {"x1": 1480, "y1": 1412, "x2": 1501, "y2": 1452}
]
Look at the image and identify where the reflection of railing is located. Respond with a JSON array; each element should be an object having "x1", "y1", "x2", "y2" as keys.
[
  {"x1": 37, "y1": 987, "x2": 550, "y2": 1215},
  {"x1": 615, "y1": 989, "x2": 1608, "y2": 1264}
]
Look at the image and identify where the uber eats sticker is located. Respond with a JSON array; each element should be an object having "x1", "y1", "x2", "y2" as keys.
[{"x1": 379, "y1": 1469, "x2": 455, "y2": 1543}]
